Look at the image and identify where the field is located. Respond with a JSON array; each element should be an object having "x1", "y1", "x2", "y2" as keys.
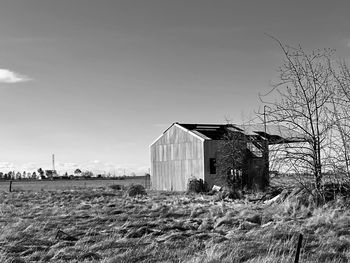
[
  {"x1": 0, "y1": 182, "x2": 350, "y2": 262},
  {"x1": 0, "y1": 178, "x2": 148, "y2": 192}
]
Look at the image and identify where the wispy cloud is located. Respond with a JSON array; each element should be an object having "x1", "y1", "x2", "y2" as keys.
[
  {"x1": 0, "y1": 162, "x2": 15, "y2": 171},
  {"x1": 0, "y1": 69, "x2": 31, "y2": 83}
]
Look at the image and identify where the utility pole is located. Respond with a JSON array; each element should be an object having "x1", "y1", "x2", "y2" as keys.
[
  {"x1": 264, "y1": 105, "x2": 267, "y2": 135},
  {"x1": 263, "y1": 105, "x2": 270, "y2": 189},
  {"x1": 52, "y1": 154, "x2": 56, "y2": 179},
  {"x1": 52, "y1": 154, "x2": 55, "y2": 172}
]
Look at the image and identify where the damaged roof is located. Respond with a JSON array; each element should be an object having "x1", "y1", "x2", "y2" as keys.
[
  {"x1": 176, "y1": 123, "x2": 308, "y2": 144},
  {"x1": 232, "y1": 124, "x2": 309, "y2": 144}
]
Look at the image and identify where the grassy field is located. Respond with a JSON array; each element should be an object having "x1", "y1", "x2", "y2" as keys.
[
  {"x1": 0, "y1": 183, "x2": 349, "y2": 262},
  {"x1": 271, "y1": 173, "x2": 350, "y2": 189},
  {"x1": 0, "y1": 178, "x2": 147, "y2": 192}
]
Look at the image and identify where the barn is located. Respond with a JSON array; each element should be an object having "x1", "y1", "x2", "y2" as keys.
[{"x1": 150, "y1": 122, "x2": 305, "y2": 191}]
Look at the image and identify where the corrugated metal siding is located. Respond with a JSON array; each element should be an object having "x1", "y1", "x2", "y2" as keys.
[{"x1": 150, "y1": 124, "x2": 205, "y2": 191}]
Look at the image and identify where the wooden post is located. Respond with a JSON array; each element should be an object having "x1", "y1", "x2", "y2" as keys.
[
  {"x1": 9, "y1": 180, "x2": 12, "y2": 192},
  {"x1": 294, "y1": 233, "x2": 303, "y2": 263}
]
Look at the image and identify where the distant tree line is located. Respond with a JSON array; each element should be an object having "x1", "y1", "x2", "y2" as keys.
[{"x1": 0, "y1": 168, "x2": 142, "y2": 180}]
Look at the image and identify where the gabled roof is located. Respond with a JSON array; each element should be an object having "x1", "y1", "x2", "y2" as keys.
[{"x1": 151, "y1": 122, "x2": 308, "y2": 146}]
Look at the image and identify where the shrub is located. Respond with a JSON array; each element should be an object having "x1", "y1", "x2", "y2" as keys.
[
  {"x1": 127, "y1": 184, "x2": 146, "y2": 197},
  {"x1": 188, "y1": 178, "x2": 207, "y2": 193},
  {"x1": 109, "y1": 184, "x2": 122, "y2": 190}
]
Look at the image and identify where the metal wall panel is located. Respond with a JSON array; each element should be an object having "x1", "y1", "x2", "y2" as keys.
[{"x1": 150, "y1": 125, "x2": 205, "y2": 191}]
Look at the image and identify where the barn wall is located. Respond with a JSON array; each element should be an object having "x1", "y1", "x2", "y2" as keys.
[
  {"x1": 204, "y1": 140, "x2": 270, "y2": 190},
  {"x1": 203, "y1": 140, "x2": 226, "y2": 188},
  {"x1": 244, "y1": 140, "x2": 269, "y2": 191},
  {"x1": 243, "y1": 157, "x2": 267, "y2": 191},
  {"x1": 150, "y1": 124, "x2": 205, "y2": 191}
]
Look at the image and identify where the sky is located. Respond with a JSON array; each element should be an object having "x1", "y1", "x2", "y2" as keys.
[{"x1": 1, "y1": 0, "x2": 350, "y2": 174}]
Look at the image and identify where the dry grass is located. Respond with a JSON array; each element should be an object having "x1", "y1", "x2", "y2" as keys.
[{"x1": 0, "y1": 186, "x2": 349, "y2": 262}]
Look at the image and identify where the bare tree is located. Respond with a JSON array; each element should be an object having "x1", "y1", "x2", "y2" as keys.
[
  {"x1": 261, "y1": 38, "x2": 335, "y2": 189},
  {"x1": 327, "y1": 61, "x2": 350, "y2": 178},
  {"x1": 216, "y1": 128, "x2": 247, "y2": 191}
]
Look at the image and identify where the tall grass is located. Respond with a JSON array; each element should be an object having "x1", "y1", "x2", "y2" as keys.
[{"x1": 0, "y1": 186, "x2": 349, "y2": 262}]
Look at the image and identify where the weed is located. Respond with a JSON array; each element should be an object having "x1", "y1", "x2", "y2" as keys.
[
  {"x1": 109, "y1": 184, "x2": 122, "y2": 190},
  {"x1": 188, "y1": 178, "x2": 207, "y2": 193},
  {"x1": 127, "y1": 184, "x2": 147, "y2": 197}
]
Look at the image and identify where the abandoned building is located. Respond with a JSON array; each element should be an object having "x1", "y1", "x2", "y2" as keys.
[{"x1": 150, "y1": 122, "x2": 305, "y2": 191}]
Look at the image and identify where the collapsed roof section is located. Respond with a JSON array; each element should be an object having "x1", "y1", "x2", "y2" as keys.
[
  {"x1": 176, "y1": 123, "x2": 308, "y2": 145},
  {"x1": 178, "y1": 124, "x2": 227, "y2": 140}
]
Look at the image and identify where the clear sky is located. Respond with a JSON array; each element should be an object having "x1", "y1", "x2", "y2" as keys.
[{"x1": 1, "y1": 0, "x2": 350, "y2": 174}]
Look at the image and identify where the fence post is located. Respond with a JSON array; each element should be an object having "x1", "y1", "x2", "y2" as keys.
[
  {"x1": 294, "y1": 233, "x2": 303, "y2": 263},
  {"x1": 9, "y1": 180, "x2": 12, "y2": 192}
]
